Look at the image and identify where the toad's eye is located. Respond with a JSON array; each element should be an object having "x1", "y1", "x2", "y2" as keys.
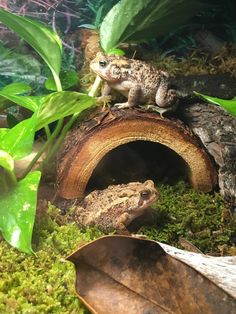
[
  {"x1": 99, "y1": 60, "x2": 107, "y2": 67},
  {"x1": 140, "y1": 190, "x2": 150, "y2": 199}
]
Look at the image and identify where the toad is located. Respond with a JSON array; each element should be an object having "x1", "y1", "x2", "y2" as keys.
[
  {"x1": 74, "y1": 180, "x2": 158, "y2": 233},
  {"x1": 90, "y1": 53, "x2": 178, "y2": 116}
]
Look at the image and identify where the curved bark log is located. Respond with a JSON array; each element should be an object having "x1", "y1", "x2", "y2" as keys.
[
  {"x1": 57, "y1": 108, "x2": 216, "y2": 199},
  {"x1": 177, "y1": 102, "x2": 236, "y2": 204}
]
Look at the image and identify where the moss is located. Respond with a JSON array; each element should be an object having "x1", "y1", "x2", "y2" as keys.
[
  {"x1": 0, "y1": 204, "x2": 103, "y2": 314},
  {"x1": 0, "y1": 181, "x2": 235, "y2": 313},
  {"x1": 149, "y1": 47, "x2": 236, "y2": 77},
  {"x1": 141, "y1": 181, "x2": 236, "y2": 254}
]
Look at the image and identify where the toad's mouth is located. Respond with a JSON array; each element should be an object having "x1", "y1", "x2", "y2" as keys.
[
  {"x1": 90, "y1": 64, "x2": 120, "y2": 82},
  {"x1": 126, "y1": 192, "x2": 158, "y2": 231}
]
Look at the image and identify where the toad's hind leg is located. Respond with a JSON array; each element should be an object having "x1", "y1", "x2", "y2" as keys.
[{"x1": 155, "y1": 75, "x2": 177, "y2": 109}]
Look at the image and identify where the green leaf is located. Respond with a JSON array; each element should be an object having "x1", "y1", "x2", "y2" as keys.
[
  {"x1": 79, "y1": 24, "x2": 97, "y2": 30},
  {"x1": 0, "y1": 149, "x2": 14, "y2": 172},
  {"x1": 0, "y1": 8, "x2": 62, "y2": 88},
  {"x1": 0, "y1": 171, "x2": 41, "y2": 254},
  {"x1": 100, "y1": 0, "x2": 145, "y2": 51},
  {"x1": 45, "y1": 70, "x2": 79, "y2": 91},
  {"x1": 94, "y1": 5, "x2": 104, "y2": 28},
  {"x1": 107, "y1": 48, "x2": 125, "y2": 56},
  {"x1": 0, "y1": 82, "x2": 33, "y2": 112},
  {"x1": 0, "y1": 114, "x2": 37, "y2": 160},
  {"x1": 0, "y1": 92, "x2": 44, "y2": 111},
  {"x1": 123, "y1": 0, "x2": 205, "y2": 42},
  {"x1": 1, "y1": 82, "x2": 32, "y2": 95},
  {"x1": 0, "y1": 128, "x2": 8, "y2": 140},
  {"x1": 194, "y1": 92, "x2": 236, "y2": 117},
  {"x1": 0, "y1": 42, "x2": 42, "y2": 84},
  {"x1": 100, "y1": 0, "x2": 204, "y2": 51},
  {"x1": 36, "y1": 91, "x2": 95, "y2": 130}
]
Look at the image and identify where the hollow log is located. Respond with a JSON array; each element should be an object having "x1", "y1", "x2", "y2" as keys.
[
  {"x1": 177, "y1": 102, "x2": 236, "y2": 204},
  {"x1": 57, "y1": 108, "x2": 216, "y2": 199}
]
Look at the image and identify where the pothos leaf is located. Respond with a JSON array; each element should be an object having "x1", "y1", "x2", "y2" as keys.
[
  {"x1": 0, "y1": 171, "x2": 41, "y2": 254},
  {"x1": 194, "y1": 92, "x2": 236, "y2": 117},
  {"x1": 0, "y1": 8, "x2": 62, "y2": 89}
]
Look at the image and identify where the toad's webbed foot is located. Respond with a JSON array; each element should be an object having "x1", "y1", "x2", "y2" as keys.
[
  {"x1": 96, "y1": 95, "x2": 113, "y2": 109},
  {"x1": 146, "y1": 104, "x2": 171, "y2": 118},
  {"x1": 112, "y1": 102, "x2": 133, "y2": 110}
]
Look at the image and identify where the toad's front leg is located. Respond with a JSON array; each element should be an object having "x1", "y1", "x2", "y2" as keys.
[
  {"x1": 113, "y1": 85, "x2": 142, "y2": 109},
  {"x1": 114, "y1": 212, "x2": 131, "y2": 234}
]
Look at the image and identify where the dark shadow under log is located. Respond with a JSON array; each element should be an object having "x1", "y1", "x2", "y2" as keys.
[
  {"x1": 86, "y1": 140, "x2": 189, "y2": 192},
  {"x1": 57, "y1": 108, "x2": 216, "y2": 199}
]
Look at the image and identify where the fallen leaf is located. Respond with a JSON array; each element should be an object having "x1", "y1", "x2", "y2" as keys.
[{"x1": 67, "y1": 235, "x2": 236, "y2": 314}]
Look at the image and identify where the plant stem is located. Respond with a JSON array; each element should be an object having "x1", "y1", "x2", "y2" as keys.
[
  {"x1": 44, "y1": 125, "x2": 51, "y2": 139},
  {"x1": 52, "y1": 72, "x2": 62, "y2": 92},
  {"x1": 19, "y1": 118, "x2": 64, "y2": 180},
  {"x1": 41, "y1": 75, "x2": 102, "y2": 167},
  {"x1": 0, "y1": 168, "x2": 17, "y2": 194},
  {"x1": 89, "y1": 75, "x2": 102, "y2": 97},
  {"x1": 19, "y1": 73, "x2": 63, "y2": 178},
  {"x1": 0, "y1": 175, "x2": 9, "y2": 194},
  {"x1": 42, "y1": 114, "x2": 78, "y2": 166}
]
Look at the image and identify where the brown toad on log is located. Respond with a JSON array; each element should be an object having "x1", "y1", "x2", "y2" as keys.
[{"x1": 90, "y1": 53, "x2": 178, "y2": 116}]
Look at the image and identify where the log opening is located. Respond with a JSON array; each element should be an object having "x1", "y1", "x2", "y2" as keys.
[{"x1": 87, "y1": 140, "x2": 189, "y2": 192}]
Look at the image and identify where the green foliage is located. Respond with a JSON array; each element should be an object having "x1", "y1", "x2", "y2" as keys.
[
  {"x1": 36, "y1": 92, "x2": 94, "y2": 131},
  {"x1": 0, "y1": 204, "x2": 103, "y2": 313},
  {"x1": 0, "y1": 91, "x2": 43, "y2": 112},
  {"x1": 45, "y1": 70, "x2": 79, "y2": 91},
  {"x1": 194, "y1": 92, "x2": 236, "y2": 117},
  {"x1": 0, "y1": 42, "x2": 43, "y2": 87},
  {"x1": 100, "y1": 0, "x2": 205, "y2": 52},
  {"x1": 1, "y1": 82, "x2": 32, "y2": 95},
  {"x1": 0, "y1": 10, "x2": 95, "y2": 253},
  {"x1": 0, "y1": 150, "x2": 14, "y2": 173},
  {"x1": 141, "y1": 181, "x2": 236, "y2": 254},
  {"x1": 0, "y1": 90, "x2": 94, "y2": 254},
  {"x1": 0, "y1": 115, "x2": 37, "y2": 160},
  {"x1": 107, "y1": 48, "x2": 125, "y2": 56},
  {"x1": 80, "y1": 0, "x2": 119, "y2": 30},
  {"x1": 0, "y1": 171, "x2": 41, "y2": 254},
  {"x1": 0, "y1": 8, "x2": 62, "y2": 90}
]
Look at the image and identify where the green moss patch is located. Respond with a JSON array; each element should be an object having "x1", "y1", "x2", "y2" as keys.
[
  {"x1": 141, "y1": 181, "x2": 236, "y2": 255},
  {"x1": 0, "y1": 181, "x2": 235, "y2": 313},
  {"x1": 0, "y1": 205, "x2": 102, "y2": 314}
]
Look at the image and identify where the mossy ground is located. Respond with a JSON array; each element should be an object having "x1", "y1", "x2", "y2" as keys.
[
  {"x1": 143, "y1": 181, "x2": 236, "y2": 255},
  {"x1": 0, "y1": 181, "x2": 235, "y2": 313}
]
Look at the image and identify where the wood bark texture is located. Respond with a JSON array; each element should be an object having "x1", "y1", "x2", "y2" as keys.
[
  {"x1": 57, "y1": 108, "x2": 216, "y2": 199},
  {"x1": 177, "y1": 102, "x2": 236, "y2": 204}
]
